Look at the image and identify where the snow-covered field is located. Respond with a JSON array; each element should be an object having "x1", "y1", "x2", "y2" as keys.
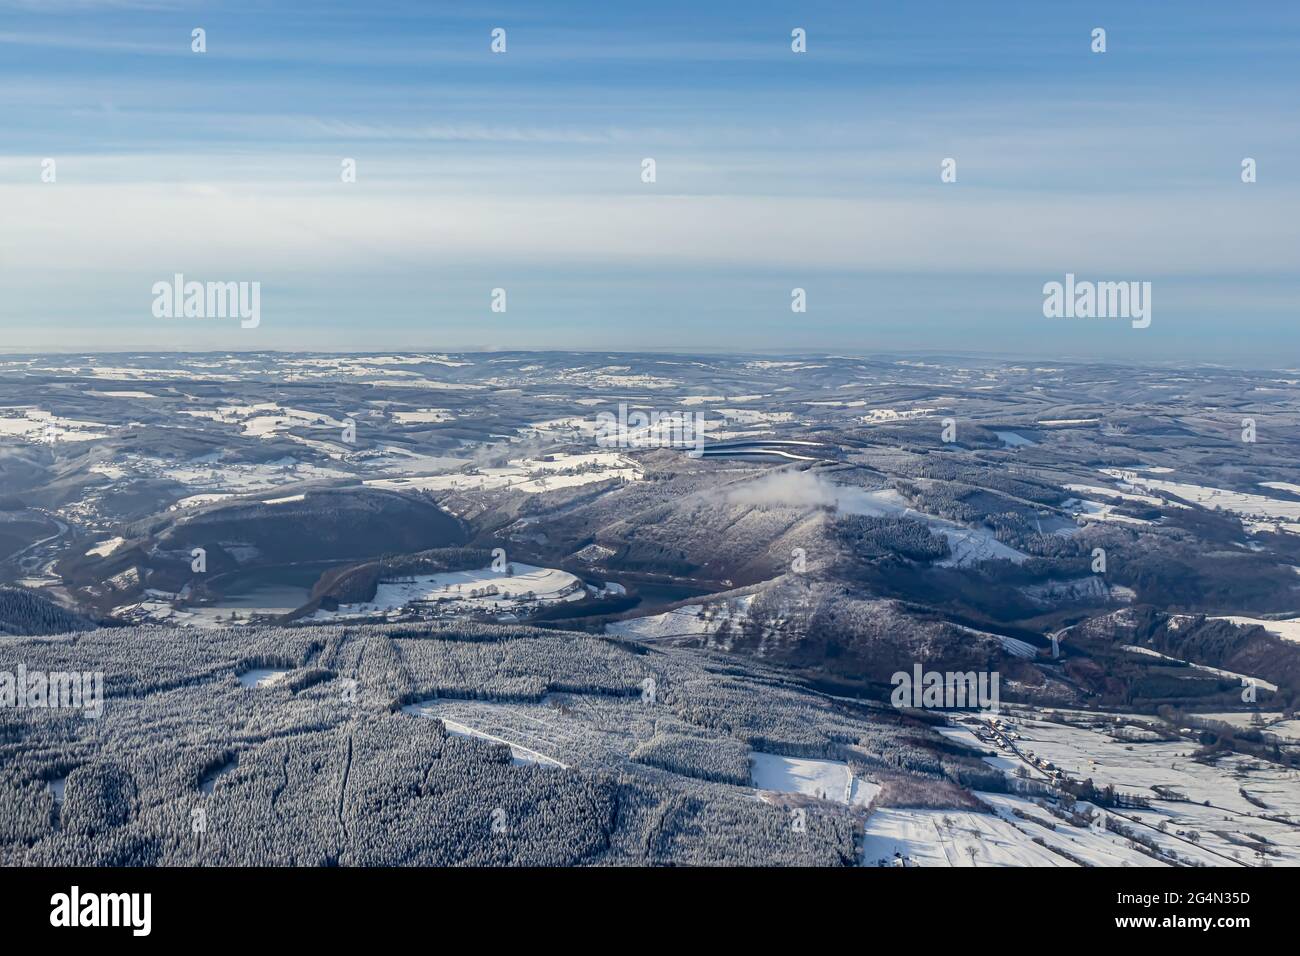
[
  {"x1": 1214, "y1": 615, "x2": 1300, "y2": 644},
  {"x1": 862, "y1": 806, "x2": 1074, "y2": 867},
  {"x1": 401, "y1": 700, "x2": 568, "y2": 768},
  {"x1": 237, "y1": 668, "x2": 290, "y2": 688},
  {"x1": 717, "y1": 408, "x2": 794, "y2": 426},
  {"x1": 919, "y1": 712, "x2": 1300, "y2": 867},
  {"x1": 22, "y1": 362, "x2": 238, "y2": 382},
  {"x1": 156, "y1": 456, "x2": 351, "y2": 492},
  {"x1": 935, "y1": 525, "x2": 1029, "y2": 566},
  {"x1": 127, "y1": 451, "x2": 351, "y2": 494},
  {"x1": 317, "y1": 564, "x2": 585, "y2": 619},
  {"x1": 605, "y1": 595, "x2": 754, "y2": 642},
  {"x1": 357, "y1": 448, "x2": 469, "y2": 475},
  {"x1": 1261, "y1": 481, "x2": 1300, "y2": 496},
  {"x1": 551, "y1": 367, "x2": 681, "y2": 390},
  {"x1": 1063, "y1": 483, "x2": 1167, "y2": 507},
  {"x1": 1063, "y1": 497, "x2": 1155, "y2": 527},
  {"x1": 750, "y1": 752, "x2": 879, "y2": 808},
  {"x1": 169, "y1": 493, "x2": 236, "y2": 510},
  {"x1": 180, "y1": 402, "x2": 347, "y2": 438},
  {"x1": 973, "y1": 793, "x2": 1172, "y2": 867},
  {"x1": 860, "y1": 407, "x2": 940, "y2": 424},
  {"x1": 0, "y1": 409, "x2": 112, "y2": 442},
  {"x1": 1192, "y1": 711, "x2": 1300, "y2": 746},
  {"x1": 1102, "y1": 469, "x2": 1300, "y2": 534},
  {"x1": 961, "y1": 709, "x2": 1300, "y2": 866},
  {"x1": 364, "y1": 451, "x2": 640, "y2": 495},
  {"x1": 85, "y1": 536, "x2": 125, "y2": 557},
  {"x1": 1018, "y1": 576, "x2": 1131, "y2": 608}
]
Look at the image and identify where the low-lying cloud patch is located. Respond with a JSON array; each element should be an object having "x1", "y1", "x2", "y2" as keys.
[{"x1": 724, "y1": 470, "x2": 841, "y2": 510}]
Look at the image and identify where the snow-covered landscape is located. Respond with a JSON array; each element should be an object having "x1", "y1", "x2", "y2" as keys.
[
  {"x1": 317, "y1": 564, "x2": 589, "y2": 620},
  {"x1": 2, "y1": 6, "x2": 1298, "y2": 938}
]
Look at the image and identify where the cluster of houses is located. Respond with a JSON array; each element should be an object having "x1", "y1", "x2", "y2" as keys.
[{"x1": 967, "y1": 715, "x2": 1070, "y2": 784}]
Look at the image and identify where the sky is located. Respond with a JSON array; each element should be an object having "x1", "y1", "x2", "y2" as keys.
[{"x1": 0, "y1": 0, "x2": 1296, "y2": 364}]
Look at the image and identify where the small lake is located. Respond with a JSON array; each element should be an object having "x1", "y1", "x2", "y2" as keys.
[
  {"x1": 191, "y1": 563, "x2": 337, "y2": 621},
  {"x1": 619, "y1": 579, "x2": 721, "y2": 614}
]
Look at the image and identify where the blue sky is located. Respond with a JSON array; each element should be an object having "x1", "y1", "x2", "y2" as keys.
[{"x1": 0, "y1": 0, "x2": 1296, "y2": 364}]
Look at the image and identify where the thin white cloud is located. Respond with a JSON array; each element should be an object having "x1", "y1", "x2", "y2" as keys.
[{"x1": 1, "y1": 183, "x2": 1294, "y2": 275}]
